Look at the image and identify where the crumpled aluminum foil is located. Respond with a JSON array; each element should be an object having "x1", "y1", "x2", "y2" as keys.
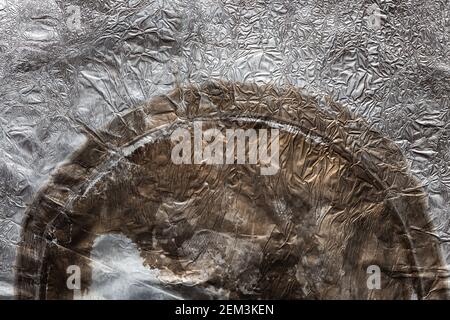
[{"x1": 0, "y1": 0, "x2": 449, "y2": 299}]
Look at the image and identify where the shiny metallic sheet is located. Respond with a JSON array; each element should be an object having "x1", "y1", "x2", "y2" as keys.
[{"x1": 0, "y1": 0, "x2": 449, "y2": 299}]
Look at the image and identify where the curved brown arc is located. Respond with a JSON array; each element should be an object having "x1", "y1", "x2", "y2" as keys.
[{"x1": 15, "y1": 82, "x2": 448, "y2": 299}]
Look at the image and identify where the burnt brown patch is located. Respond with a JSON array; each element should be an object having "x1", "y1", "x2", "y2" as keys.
[{"x1": 15, "y1": 81, "x2": 448, "y2": 299}]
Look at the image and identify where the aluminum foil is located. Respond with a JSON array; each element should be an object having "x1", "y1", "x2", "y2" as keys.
[{"x1": 0, "y1": 0, "x2": 449, "y2": 299}]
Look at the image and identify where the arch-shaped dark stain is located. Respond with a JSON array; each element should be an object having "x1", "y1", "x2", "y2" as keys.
[{"x1": 15, "y1": 81, "x2": 448, "y2": 299}]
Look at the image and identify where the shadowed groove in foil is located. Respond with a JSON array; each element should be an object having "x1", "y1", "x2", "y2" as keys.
[{"x1": 15, "y1": 81, "x2": 449, "y2": 299}]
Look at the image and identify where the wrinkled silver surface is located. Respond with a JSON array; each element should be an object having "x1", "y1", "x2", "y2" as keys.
[{"x1": 0, "y1": 0, "x2": 449, "y2": 299}]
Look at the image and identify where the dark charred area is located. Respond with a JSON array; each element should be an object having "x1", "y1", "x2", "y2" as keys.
[{"x1": 15, "y1": 81, "x2": 449, "y2": 300}]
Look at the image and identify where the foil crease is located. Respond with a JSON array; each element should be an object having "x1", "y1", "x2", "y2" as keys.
[{"x1": 0, "y1": 0, "x2": 449, "y2": 299}]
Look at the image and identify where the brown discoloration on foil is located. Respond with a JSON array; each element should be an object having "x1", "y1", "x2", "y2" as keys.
[{"x1": 15, "y1": 82, "x2": 448, "y2": 299}]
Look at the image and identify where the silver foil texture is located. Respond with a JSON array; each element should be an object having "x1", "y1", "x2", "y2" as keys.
[{"x1": 0, "y1": 0, "x2": 449, "y2": 299}]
